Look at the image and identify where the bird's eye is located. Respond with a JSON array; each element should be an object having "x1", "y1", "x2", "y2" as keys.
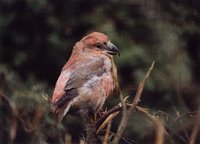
[{"x1": 96, "y1": 43, "x2": 102, "y2": 48}]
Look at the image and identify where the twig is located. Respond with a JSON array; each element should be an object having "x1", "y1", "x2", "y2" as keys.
[
  {"x1": 112, "y1": 90, "x2": 129, "y2": 144},
  {"x1": 165, "y1": 111, "x2": 197, "y2": 143},
  {"x1": 189, "y1": 107, "x2": 200, "y2": 144},
  {"x1": 96, "y1": 104, "x2": 122, "y2": 129},
  {"x1": 165, "y1": 127, "x2": 187, "y2": 143},
  {"x1": 97, "y1": 110, "x2": 119, "y2": 134},
  {"x1": 96, "y1": 97, "x2": 129, "y2": 134},
  {"x1": 136, "y1": 106, "x2": 176, "y2": 144},
  {"x1": 137, "y1": 106, "x2": 165, "y2": 144},
  {"x1": 0, "y1": 91, "x2": 18, "y2": 142},
  {"x1": 130, "y1": 61, "x2": 155, "y2": 112},
  {"x1": 173, "y1": 111, "x2": 197, "y2": 125},
  {"x1": 103, "y1": 122, "x2": 112, "y2": 144},
  {"x1": 112, "y1": 61, "x2": 155, "y2": 144}
]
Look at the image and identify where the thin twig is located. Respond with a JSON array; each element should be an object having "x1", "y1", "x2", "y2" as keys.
[
  {"x1": 97, "y1": 110, "x2": 119, "y2": 134},
  {"x1": 96, "y1": 97, "x2": 129, "y2": 133},
  {"x1": 0, "y1": 91, "x2": 18, "y2": 142},
  {"x1": 165, "y1": 127, "x2": 187, "y2": 143},
  {"x1": 130, "y1": 61, "x2": 155, "y2": 112},
  {"x1": 189, "y1": 107, "x2": 200, "y2": 144},
  {"x1": 112, "y1": 90, "x2": 129, "y2": 144},
  {"x1": 136, "y1": 106, "x2": 176, "y2": 144},
  {"x1": 137, "y1": 106, "x2": 165, "y2": 144},
  {"x1": 103, "y1": 122, "x2": 112, "y2": 144},
  {"x1": 112, "y1": 61, "x2": 155, "y2": 144},
  {"x1": 96, "y1": 104, "x2": 122, "y2": 129},
  {"x1": 173, "y1": 111, "x2": 197, "y2": 125}
]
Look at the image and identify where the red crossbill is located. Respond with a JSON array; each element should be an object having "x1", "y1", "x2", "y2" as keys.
[{"x1": 51, "y1": 32, "x2": 119, "y2": 122}]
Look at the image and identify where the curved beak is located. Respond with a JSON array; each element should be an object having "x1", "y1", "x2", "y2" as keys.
[{"x1": 107, "y1": 41, "x2": 120, "y2": 56}]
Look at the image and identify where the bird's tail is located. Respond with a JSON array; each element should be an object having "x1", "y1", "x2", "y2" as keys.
[{"x1": 52, "y1": 103, "x2": 70, "y2": 123}]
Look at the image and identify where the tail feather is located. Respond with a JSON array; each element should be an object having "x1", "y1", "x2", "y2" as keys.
[{"x1": 52, "y1": 103, "x2": 71, "y2": 123}]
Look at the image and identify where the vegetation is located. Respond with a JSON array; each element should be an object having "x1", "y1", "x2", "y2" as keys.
[{"x1": 0, "y1": 0, "x2": 200, "y2": 143}]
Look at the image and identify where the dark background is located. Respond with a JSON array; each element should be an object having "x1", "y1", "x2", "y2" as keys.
[{"x1": 0, "y1": 0, "x2": 200, "y2": 143}]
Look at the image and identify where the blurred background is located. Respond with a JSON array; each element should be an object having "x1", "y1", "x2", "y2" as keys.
[{"x1": 0, "y1": 0, "x2": 200, "y2": 143}]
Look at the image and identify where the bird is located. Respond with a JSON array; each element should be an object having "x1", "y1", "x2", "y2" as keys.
[{"x1": 51, "y1": 32, "x2": 119, "y2": 123}]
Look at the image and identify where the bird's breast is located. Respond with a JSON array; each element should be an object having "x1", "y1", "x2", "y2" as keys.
[{"x1": 74, "y1": 71, "x2": 114, "y2": 112}]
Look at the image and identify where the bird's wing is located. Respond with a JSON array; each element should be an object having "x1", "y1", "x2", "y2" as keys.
[{"x1": 52, "y1": 57, "x2": 105, "y2": 110}]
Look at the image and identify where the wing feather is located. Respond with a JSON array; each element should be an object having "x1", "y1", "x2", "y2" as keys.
[{"x1": 52, "y1": 57, "x2": 106, "y2": 110}]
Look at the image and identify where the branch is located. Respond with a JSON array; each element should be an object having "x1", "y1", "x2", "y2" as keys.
[
  {"x1": 136, "y1": 106, "x2": 165, "y2": 144},
  {"x1": 96, "y1": 104, "x2": 122, "y2": 130},
  {"x1": 130, "y1": 61, "x2": 155, "y2": 112},
  {"x1": 102, "y1": 122, "x2": 112, "y2": 144},
  {"x1": 189, "y1": 107, "x2": 200, "y2": 144},
  {"x1": 112, "y1": 61, "x2": 155, "y2": 144}
]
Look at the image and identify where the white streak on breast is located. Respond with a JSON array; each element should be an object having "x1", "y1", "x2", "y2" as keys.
[
  {"x1": 79, "y1": 75, "x2": 100, "y2": 96},
  {"x1": 85, "y1": 75, "x2": 100, "y2": 88}
]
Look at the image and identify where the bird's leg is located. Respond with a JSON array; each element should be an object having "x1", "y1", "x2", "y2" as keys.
[
  {"x1": 92, "y1": 112, "x2": 98, "y2": 124},
  {"x1": 80, "y1": 108, "x2": 100, "y2": 144},
  {"x1": 83, "y1": 116, "x2": 100, "y2": 144}
]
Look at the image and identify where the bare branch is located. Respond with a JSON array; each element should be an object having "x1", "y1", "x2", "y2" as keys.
[
  {"x1": 189, "y1": 107, "x2": 200, "y2": 144},
  {"x1": 112, "y1": 91, "x2": 129, "y2": 144},
  {"x1": 130, "y1": 61, "x2": 155, "y2": 112},
  {"x1": 136, "y1": 106, "x2": 176, "y2": 144},
  {"x1": 97, "y1": 110, "x2": 119, "y2": 134},
  {"x1": 103, "y1": 122, "x2": 112, "y2": 144},
  {"x1": 137, "y1": 106, "x2": 165, "y2": 144},
  {"x1": 96, "y1": 104, "x2": 122, "y2": 130},
  {"x1": 112, "y1": 61, "x2": 155, "y2": 144}
]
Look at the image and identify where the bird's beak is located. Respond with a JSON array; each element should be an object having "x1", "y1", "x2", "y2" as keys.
[{"x1": 107, "y1": 41, "x2": 120, "y2": 56}]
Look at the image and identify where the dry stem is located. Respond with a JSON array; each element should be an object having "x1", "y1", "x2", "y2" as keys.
[
  {"x1": 112, "y1": 61, "x2": 155, "y2": 144},
  {"x1": 189, "y1": 107, "x2": 200, "y2": 144}
]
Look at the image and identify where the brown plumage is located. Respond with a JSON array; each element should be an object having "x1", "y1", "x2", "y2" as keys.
[{"x1": 51, "y1": 32, "x2": 119, "y2": 122}]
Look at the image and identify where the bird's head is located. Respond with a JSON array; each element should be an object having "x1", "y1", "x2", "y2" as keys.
[{"x1": 78, "y1": 32, "x2": 120, "y2": 56}]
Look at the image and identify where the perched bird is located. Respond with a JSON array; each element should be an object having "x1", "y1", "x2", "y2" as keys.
[{"x1": 51, "y1": 32, "x2": 119, "y2": 123}]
